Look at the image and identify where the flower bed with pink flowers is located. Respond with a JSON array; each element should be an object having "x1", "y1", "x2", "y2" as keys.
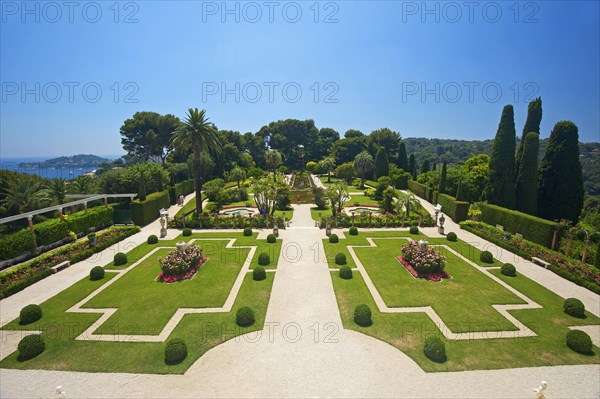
[
  {"x1": 156, "y1": 244, "x2": 206, "y2": 283},
  {"x1": 398, "y1": 241, "x2": 450, "y2": 282}
]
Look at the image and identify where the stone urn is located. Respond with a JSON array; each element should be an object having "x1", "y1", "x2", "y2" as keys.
[{"x1": 176, "y1": 241, "x2": 188, "y2": 253}]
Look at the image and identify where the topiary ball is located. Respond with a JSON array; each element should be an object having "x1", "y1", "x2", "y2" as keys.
[
  {"x1": 164, "y1": 338, "x2": 188, "y2": 365},
  {"x1": 253, "y1": 266, "x2": 266, "y2": 281},
  {"x1": 89, "y1": 266, "x2": 105, "y2": 281},
  {"x1": 501, "y1": 263, "x2": 517, "y2": 277},
  {"x1": 339, "y1": 266, "x2": 353, "y2": 280},
  {"x1": 267, "y1": 234, "x2": 276, "y2": 243},
  {"x1": 446, "y1": 232, "x2": 457, "y2": 242},
  {"x1": 566, "y1": 330, "x2": 593, "y2": 354},
  {"x1": 182, "y1": 228, "x2": 192, "y2": 237},
  {"x1": 236, "y1": 306, "x2": 255, "y2": 327},
  {"x1": 409, "y1": 226, "x2": 419, "y2": 234},
  {"x1": 480, "y1": 250, "x2": 494, "y2": 264},
  {"x1": 18, "y1": 334, "x2": 45, "y2": 360},
  {"x1": 354, "y1": 304, "x2": 372, "y2": 327},
  {"x1": 19, "y1": 304, "x2": 42, "y2": 325},
  {"x1": 423, "y1": 336, "x2": 447, "y2": 363},
  {"x1": 329, "y1": 234, "x2": 339, "y2": 243},
  {"x1": 114, "y1": 252, "x2": 128, "y2": 266},
  {"x1": 147, "y1": 235, "x2": 158, "y2": 244},
  {"x1": 258, "y1": 252, "x2": 270, "y2": 266},
  {"x1": 349, "y1": 226, "x2": 358, "y2": 235},
  {"x1": 564, "y1": 298, "x2": 586, "y2": 318},
  {"x1": 335, "y1": 252, "x2": 347, "y2": 265},
  {"x1": 243, "y1": 227, "x2": 252, "y2": 236}
]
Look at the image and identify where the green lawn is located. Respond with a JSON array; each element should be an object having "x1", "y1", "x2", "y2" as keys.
[
  {"x1": 319, "y1": 176, "x2": 356, "y2": 192},
  {"x1": 0, "y1": 231, "x2": 280, "y2": 374},
  {"x1": 343, "y1": 194, "x2": 378, "y2": 206},
  {"x1": 329, "y1": 230, "x2": 600, "y2": 371},
  {"x1": 174, "y1": 193, "x2": 205, "y2": 218}
]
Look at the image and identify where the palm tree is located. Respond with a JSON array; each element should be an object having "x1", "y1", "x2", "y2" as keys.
[
  {"x1": 171, "y1": 108, "x2": 222, "y2": 214},
  {"x1": 69, "y1": 175, "x2": 94, "y2": 194},
  {"x1": 46, "y1": 178, "x2": 67, "y2": 204},
  {"x1": 353, "y1": 151, "x2": 374, "y2": 189},
  {"x1": 266, "y1": 150, "x2": 283, "y2": 182},
  {"x1": 2, "y1": 175, "x2": 50, "y2": 212},
  {"x1": 395, "y1": 191, "x2": 421, "y2": 217},
  {"x1": 319, "y1": 157, "x2": 336, "y2": 183}
]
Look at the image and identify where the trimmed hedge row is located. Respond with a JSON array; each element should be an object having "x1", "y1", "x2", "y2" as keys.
[
  {"x1": 479, "y1": 203, "x2": 556, "y2": 248},
  {"x1": 0, "y1": 229, "x2": 36, "y2": 260},
  {"x1": 408, "y1": 180, "x2": 429, "y2": 201},
  {"x1": 130, "y1": 190, "x2": 171, "y2": 226},
  {"x1": 66, "y1": 206, "x2": 114, "y2": 235},
  {"x1": 437, "y1": 193, "x2": 469, "y2": 222}
]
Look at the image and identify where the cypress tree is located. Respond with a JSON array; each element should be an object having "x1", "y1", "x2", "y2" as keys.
[
  {"x1": 421, "y1": 160, "x2": 430, "y2": 174},
  {"x1": 486, "y1": 105, "x2": 517, "y2": 209},
  {"x1": 537, "y1": 121, "x2": 584, "y2": 223},
  {"x1": 408, "y1": 154, "x2": 416, "y2": 178},
  {"x1": 594, "y1": 241, "x2": 600, "y2": 269},
  {"x1": 432, "y1": 162, "x2": 437, "y2": 171},
  {"x1": 373, "y1": 147, "x2": 389, "y2": 179},
  {"x1": 455, "y1": 179, "x2": 463, "y2": 201},
  {"x1": 138, "y1": 172, "x2": 147, "y2": 201},
  {"x1": 439, "y1": 161, "x2": 447, "y2": 194},
  {"x1": 515, "y1": 132, "x2": 539, "y2": 215},
  {"x1": 397, "y1": 142, "x2": 408, "y2": 171},
  {"x1": 516, "y1": 97, "x2": 542, "y2": 175}
]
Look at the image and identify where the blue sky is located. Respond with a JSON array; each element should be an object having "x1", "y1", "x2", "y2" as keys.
[{"x1": 1, "y1": 0, "x2": 599, "y2": 158}]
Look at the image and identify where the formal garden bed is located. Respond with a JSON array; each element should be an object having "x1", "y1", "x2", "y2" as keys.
[
  {"x1": 156, "y1": 243, "x2": 206, "y2": 283},
  {"x1": 397, "y1": 240, "x2": 450, "y2": 282}
]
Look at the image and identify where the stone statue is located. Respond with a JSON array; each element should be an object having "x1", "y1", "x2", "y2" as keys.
[
  {"x1": 55, "y1": 386, "x2": 66, "y2": 399},
  {"x1": 533, "y1": 381, "x2": 547, "y2": 399}
]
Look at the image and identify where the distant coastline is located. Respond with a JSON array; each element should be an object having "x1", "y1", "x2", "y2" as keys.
[{"x1": 0, "y1": 154, "x2": 122, "y2": 179}]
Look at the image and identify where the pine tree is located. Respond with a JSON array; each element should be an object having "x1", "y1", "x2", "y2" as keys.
[
  {"x1": 373, "y1": 147, "x2": 389, "y2": 179},
  {"x1": 408, "y1": 154, "x2": 416, "y2": 177},
  {"x1": 486, "y1": 105, "x2": 517, "y2": 209},
  {"x1": 439, "y1": 161, "x2": 447, "y2": 194},
  {"x1": 516, "y1": 97, "x2": 542, "y2": 176},
  {"x1": 397, "y1": 142, "x2": 408, "y2": 171},
  {"x1": 515, "y1": 132, "x2": 539, "y2": 215},
  {"x1": 138, "y1": 172, "x2": 147, "y2": 201},
  {"x1": 421, "y1": 160, "x2": 430, "y2": 174},
  {"x1": 537, "y1": 121, "x2": 584, "y2": 223}
]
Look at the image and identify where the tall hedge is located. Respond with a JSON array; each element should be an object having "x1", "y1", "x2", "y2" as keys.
[
  {"x1": 437, "y1": 193, "x2": 469, "y2": 222},
  {"x1": 175, "y1": 179, "x2": 195, "y2": 197},
  {"x1": 130, "y1": 190, "x2": 171, "y2": 225},
  {"x1": 480, "y1": 203, "x2": 556, "y2": 247},
  {"x1": 66, "y1": 206, "x2": 114, "y2": 234},
  {"x1": 408, "y1": 180, "x2": 428, "y2": 201},
  {"x1": 486, "y1": 104, "x2": 516, "y2": 209},
  {"x1": 515, "y1": 132, "x2": 539, "y2": 215},
  {"x1": 0, "y1": 229, "x2": 36, "y2": 260},
  {"x1": 34, "y1": 219, "x2": 70, "y2": 246}
]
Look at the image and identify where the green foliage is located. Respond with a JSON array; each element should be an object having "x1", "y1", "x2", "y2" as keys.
[
  {"x1": 236, "y1": 306, "x2": 255, "y2": 327},
  {"x1": 595, "y1": 241, "x2": 600, "y2": 269},
  {"x1": 89, "y1": 266, "x2": 105, "y2": 281},
  {"x1": 423, "y1": 336, "x2": 447, "y2": 363},
  {"x1": 203, "y1": 178, "x2": 226, "y2": 202},
  {"x1": 566, "y1": 330, "x2": 593, "y2": 355},
  {"x1": 335, "y1": 252, "x2": 347, "y2": 265},
  {"x1": 446, "y1": 232, "x2": 457, "y2": 242},
  {"x1": 34, "y1": 219, "x2": 70, "y2": 246},
  {"x1": 253, "y1": 266, "x2": 266, "y2": 281},
  {"x1": 479, "y1": 203, "x2": 556, "y2": 248},
  {"x1": 374, "y1": 176, "x2": 391, "y2": 201},
  {"x1": 501, "y1": 263, "x2": 517, "y2": 277},
  {"x1": 19, "y1": 304, "x2": 42, "y2": 325},
  {"x1": 486, "y1": 104, "x2": 517, "y2": 209},
  {"x1": 267, "y1": 234, "x2": 276, "y2": 243},
  {"x1": 329, "y1": 234, "x2": 339, "y2": 243},
  {"x1": 138, "y1": 172, "x2": 147, "y2": 201},
  {"x1": 66, "y1": 206, "x2": 114, "y2": 235},
  {"x1": 18, "y1": 334, "x2": 45, "y2": 360},
  {"x1": 334, "y1": 162, "x2": 355, "y2": 184},
  {"x1": 408, "y1": 154, "x2": 416, "y2": 180},
  {"x1": 182, "y1": 228, "x2": 192, "y2": 236},
  {"x1": 516, "y1": 97, "x2": 542, "y2": 175},
  {"x1": 339, "y1": 265, "x2": 353, "y2": 279},
  {"x1": 353, "y1": 151, "x2": 374, "y2": 188},
  {"x1": 438, "y1": 161, "x2": 448, "y2": 194},
  {"x1": 147, "y1": 235, "x2": 158, "y2": 244},
  {"x1": 391, "y1": 170, "x2": 411, "y2": 189},
  {"x1": 164, "y1": 338, "x2": 188, "y2": 365},
  {"x1": 420, "y1": 159, "x2": 430, "y2": 174},
  {"x1": 409, "y1": 226, "x2": 419, "y2": 234},
  {"x1": 563, "y1": 298, "x2": 585, "y2": 318},
  {"x1": 397, "y1": 141, "x2": 408, "y2": 171},
  {"x1": 437, "y1": 193, "x2": 469, "y2": 222},
  {"x1": 515, "y1": 132, "x2": 539, "y2": 215},
  {"x1": 114, "y1": 252, "x2": 128, "y2": 266},
  {"x1": 258, "y1": 252, "x2": 270, "y2": 266},
  {"x1": 0, "y1": 229, "x2": 36, "y2": 261},
  {"x1": 353, "y1": 304, "x2": 372, "y2": 327},
  {"x1": 373, "y1": 147, "x2": 389, "y2": 179},
  {"x1": 349, "y1": 226, "x2": 358, "y2": 235},
  {"x1": 130, "y1": 190, "x2": 170, "y2": 226},
  {"x1": 243, "y1": 227, "x2": 252, "y2": 236},
  {"x1": 538, "y1": 121, "x2": 584, "y2": 224},
  {"x1": 408, "y1": 180, "x2": 428, "y2": 201},
  {"x1": 480, "y1": 250, "x2": 494, "y2": 264},
  {"x1": 313, "y1": 187, "x2": 328, "y2": 210}
]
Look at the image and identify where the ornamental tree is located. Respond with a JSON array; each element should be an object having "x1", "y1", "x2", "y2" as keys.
[
  {"x1": 486, "y1": 105, "x2": 517, "y2": 209},
  {"x1": 515, "y1": 132, "x2": 539, "y2": 215}
]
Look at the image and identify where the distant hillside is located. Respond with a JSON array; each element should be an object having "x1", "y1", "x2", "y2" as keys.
[
  {"x1": 404, "y1": 138, "x2": 600, "y2": 196},
  {"x1": 19, "y1": 154, "x2": 109, "y2": 168}
]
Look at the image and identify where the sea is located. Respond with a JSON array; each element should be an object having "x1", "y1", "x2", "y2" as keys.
[{"x1": 0, "y1": 155, "x2": 121, "y2": 180}]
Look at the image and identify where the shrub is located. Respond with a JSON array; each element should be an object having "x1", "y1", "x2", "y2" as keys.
[
  {"x1": 409, "y1": 226, "x2": 419, "y2": 234},
  {"x1": 236, "y1": 306, "x2": 255, "y2": 327},
  {"x1": 446, "y1": 232, "x2": 457, "y2": 242},
  {"x1": 90, "y1": 266, "x2": 105, "y2": 281},
  {"x1": 34, "y1": 218, "x2": 70, "y2": 246},
  {"x1": 480, "y1": 250, "x2": 494, "y2": 264},
  {"x1": 348, "y1": 226, "x2": 358, "y2": 235},
  {"x1": 267, "y1": 234, "x2": 276, "y2": 243},
  {"x1": 339, "y1": 266, "x2": 353, "y2": 279},
  {"x1": 147, "y1": 235, "x2": 158, "y2": 244},
  {"x1": 19, "y1": 304, "x2": 42, "y2": 325},
  {"x1": 258, "y1": 252, "x2": 270, "y2": 266},
  {"x1": 354, "y1": 304, "x2": 372, "y2": 327},
  {"x1": 114, "y1": 252, "x2": 128, "y2": 266},
  {"x1": 0, "y1": 228, "x2": 36, "y2": 261},
  {"x1": 564, "y1": 298, "x2": 586, "y2": 318},
  {"x1": 566, "y1": 330, "x2": 593, "y2": 354},
  {"x1": 182, "y1": 228, "x2": 192, "y2": 236},
  {"x1": 18, "y1": 334, "x2": 45, "y2": 360},
  {"x1": 164, "y1": 338, "x2": 188, "y2": 365},
  {"x1": 501, "y1": 263, "x2": 517, "y2": 277},
  {"x1": 423, "y1": 336, "x2": 447, "y2": 362},
  {"x1": 335, "y1": 253, "x2": 347, "y2": 265},
  {"x1": 243, "y1": 227, "x2": 252, "y2": 236},
  {"x1": 329, "y1": 234, "x2": 339, "y2": 243},
  {"x1": 253, "y1": 266, "x2": 266, "y2": 281}
]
